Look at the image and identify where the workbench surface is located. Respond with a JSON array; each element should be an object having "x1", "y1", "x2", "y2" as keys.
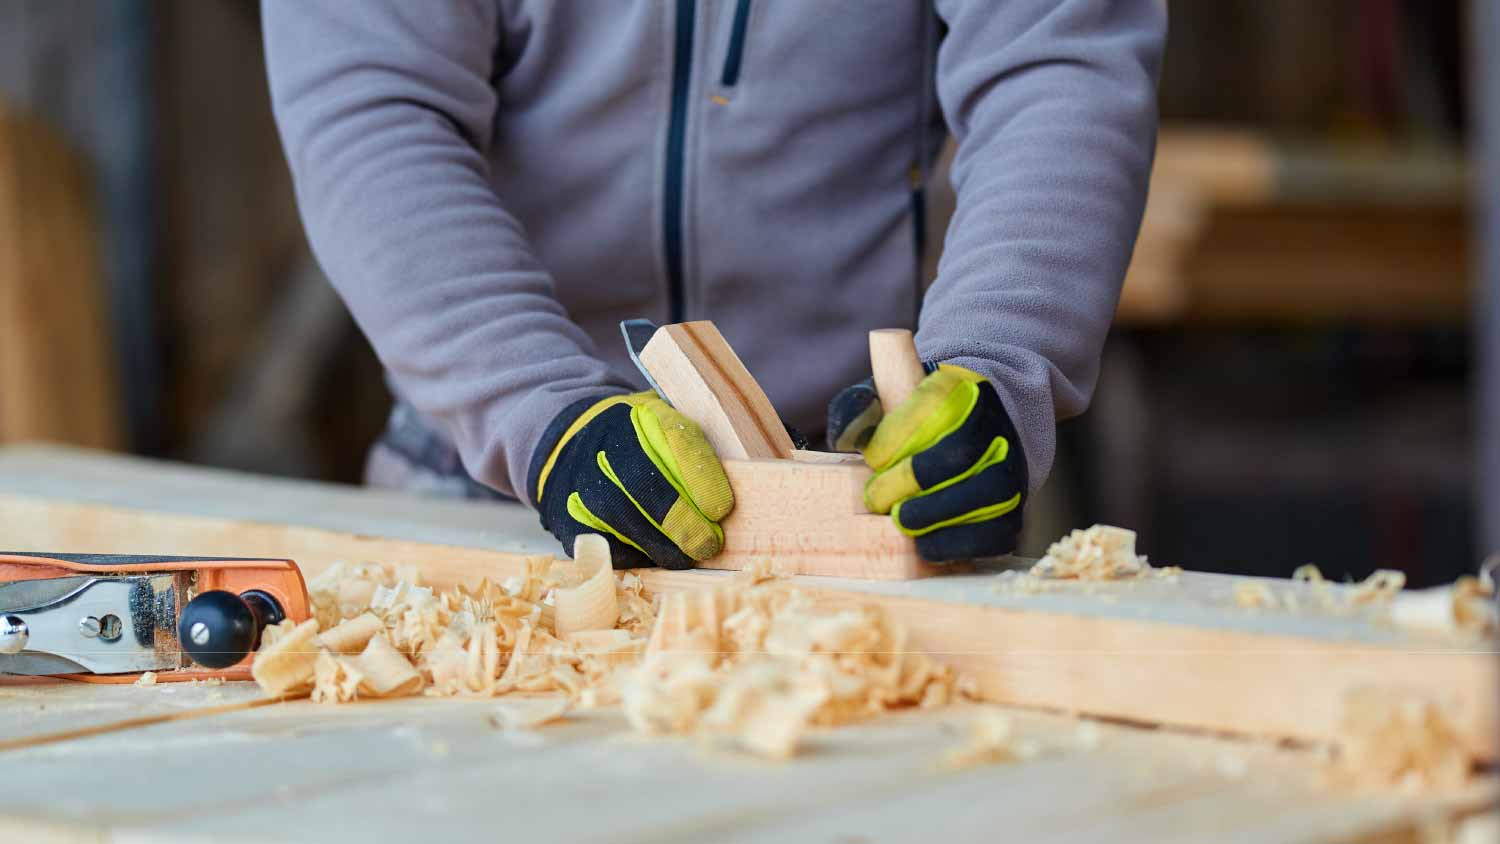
[{"x1": 1, "y1": 445, "x2": 1495, "y2": 843}]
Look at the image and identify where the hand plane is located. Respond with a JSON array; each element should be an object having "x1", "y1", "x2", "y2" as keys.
[
  {"x1": 0, "y1": 552, "x2": 310, "y2": 682},
  {"x1": 620, "y1": 319, "x2": 936, "y2": 580}
]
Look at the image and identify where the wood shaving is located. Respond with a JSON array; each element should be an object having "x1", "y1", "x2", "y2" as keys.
[
  {"x1": 352, "y1": 632, "x2": 423, "y2": 697},
  {"x1": 490, "y1": 697, "x2": 572, "y2": 730},
  {"x1": 1331, "y1": 689, "x2": 1472, "y2": 791},
  {"x1": 251, "y1": 619, "x2": 322, "y2": 696},
  {"x1": 1292, "y1": 564, "x2": 1326, "y2": 584},
  {"x1": 1073, "y1": 720, "x2": 1103, "y2": 751},
  {"x1": 942, "y1": 710, "x2": 1041, "y2": 770},
  {"x1": 134, "y1": 671, "x2": 157, "y2": 686},
  {"x1": 318, "y1": 612, "x2": 384, "y2": 654},
  {"x1": 1390, "y1": 575, "x2": 1498, "y2": 636},
  {"x1": 553, "y1": 534, "x2": 618, "y2": 637},
  {"x1": 619, "y1": 567, "x2": 968, "y2": 759},
  {"x1": 1233, "y1": 580, "x2": 1278, "y2": 609},
  {"x1": 1031, "y1": 525, "x2": 1150, "y2": 581},
  {"x1": 1349, "y1": 569, "x2": 1406, "y2": 605}
]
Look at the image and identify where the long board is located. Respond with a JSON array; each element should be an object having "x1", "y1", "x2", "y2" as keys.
[{"x1": 2, "y1": 488, "x2": 1494, "y2": 760}]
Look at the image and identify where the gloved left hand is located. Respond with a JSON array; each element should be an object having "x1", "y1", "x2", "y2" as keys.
[{"x1": 826, "y1": 365, "x2": 1027, "y2": 561}]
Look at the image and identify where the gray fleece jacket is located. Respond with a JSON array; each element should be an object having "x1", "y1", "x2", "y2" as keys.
[{"x1": 262, "y1": 0, "x2": 1164, "y2": 501}]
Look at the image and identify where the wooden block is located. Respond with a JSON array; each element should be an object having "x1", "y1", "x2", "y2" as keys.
[
  {"x1": 637, "y1": 321, "x2": 794, "y2": 460},
  {"x1": 711, "y1": 458, "x2": 936, "y2": 580}
]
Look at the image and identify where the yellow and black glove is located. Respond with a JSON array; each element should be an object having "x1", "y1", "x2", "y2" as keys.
[
  {"x1": 827, "y1": 366, "x2": 1026, "y2": 562},
  {"x1": 528, "y1": 392, "x2": 734, "y2": 569}
]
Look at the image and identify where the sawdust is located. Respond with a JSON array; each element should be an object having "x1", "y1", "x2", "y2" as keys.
[
  {"x1": 941, "y1": 710, "x2": 1042, "y2": 770},
  {"x1": 1330, "y1": 689, "x2": 1472, "y2": 792}
]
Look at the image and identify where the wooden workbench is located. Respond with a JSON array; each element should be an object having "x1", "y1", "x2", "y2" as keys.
[{"x1": 0, "y1": 445, "x2": 1495, "y2": 843}]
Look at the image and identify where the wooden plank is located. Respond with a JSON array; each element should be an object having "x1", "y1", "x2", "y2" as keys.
[
  {"x1": 0, "y1": 692, "x2": 1491, "y2": 844},
  {"x1": 2, "y1": 492, "x2": 1494, "y2": 758},
  {"x1": 645, "y1": 568, "x2": 1500, "y2": 762},
  {"x1": 0, "y1": 109, "x2": 123, "y2": 449},
  {"x1": 638, "y1": 321, "x2": 795, "y2": 460}
]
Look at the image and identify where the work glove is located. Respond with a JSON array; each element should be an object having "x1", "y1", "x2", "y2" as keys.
[
  {"x1": 826, "y1": 365, "x2": 1026, "y2": 562},
  {"x1": 528, "y1": 392, "x2": 734, "y2": 569}
]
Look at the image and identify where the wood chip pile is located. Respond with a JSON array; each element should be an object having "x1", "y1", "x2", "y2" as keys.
[
  {"x1": 1030, "y1": 524, "x2": 1151, "y2": 580},
  {"x1": 251, "y1": 536, "x2": 969, "y2": 758},
  {"x1": 621, "y1": 562, "x2": 969, "y2": 757},
  {"x1": 253, "y1": 534, "x2": 654, "y2": 704},
  {"x1": 1332, "y1": 690, "x2": 1473, "y2": 791}
]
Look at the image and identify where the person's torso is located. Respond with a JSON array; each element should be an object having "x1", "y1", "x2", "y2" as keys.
[{"x1": 488, "y1": 0, "x2": 943, "y2": 437}]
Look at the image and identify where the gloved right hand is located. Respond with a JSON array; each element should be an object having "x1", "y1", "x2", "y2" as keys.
[{"x1": 527, "y1": 392, "x2": 734, "y2": 569}]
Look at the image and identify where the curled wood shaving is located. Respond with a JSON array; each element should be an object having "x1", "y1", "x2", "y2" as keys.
[
  {"x1": 252, "y1": 619, "x2": 321, "y2": 696},
  {"x1": 1349, "y1": 569, "x2": 1406, "y2": 605},
  {"x1": 318, "y1": 613, "x2": 384, "y2": 654},
  {"x1": 354, "y1": 632, "x2": 423, "y2": 697},
  {"x1": 1233, "y1": 580, "x2": 1277, "y2": 609},
  {"x1": 1390, "y1": 575, "x2": 1498, "y2": 636},
  {"x1": 1292, "y1": 564, "x2": 1326, "y2": 584},
  {"x1": 311, "y1": 651, "x2": 361, "y2": 704},
  {"x1": 490, "y1": 697, "x2": 572, "y2": 730},
  {"x1": 942, "y1": 710, "x2": 1041, "y2": 770},
  {"x1": 1332, "y1": 689, "x2": 1472, "y2": 791},
  {"x1": 554, "y1": 534, "x2": 618, "y2": 638},
  {"x1": 1031, "y1": 525, "x2": 1150, "y2": 581}
]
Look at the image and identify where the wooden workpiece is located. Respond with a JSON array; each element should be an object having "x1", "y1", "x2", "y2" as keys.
[
  {"x1": 640, "y1": 321, "x2": 934, "y2": 579},
  {"x1": 0, "y1": 446, "x2": 1496, "y2": 842},
  {"x1": 2, "y1": 446, "x2": 1495, "y2": 756}
]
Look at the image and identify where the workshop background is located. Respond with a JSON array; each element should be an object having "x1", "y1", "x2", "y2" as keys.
[{"x1": 0, "y1": 0, "x2": 1494, "y2": 588}]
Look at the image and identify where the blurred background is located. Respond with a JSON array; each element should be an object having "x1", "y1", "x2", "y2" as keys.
[{"x1": 0, "y1": 0, "x2": 1494, "y2": 586}]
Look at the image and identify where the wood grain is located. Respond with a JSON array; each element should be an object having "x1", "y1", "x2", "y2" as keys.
[
  {"x1": 711, "y1": 458, "x2": 936, "y2": 579},
  {"x1": 638, "y1": 321, "x2": 794, "y2": 460},
  {"x1": 5, "y1": 692, "x2": 1492, "y2": 844}
]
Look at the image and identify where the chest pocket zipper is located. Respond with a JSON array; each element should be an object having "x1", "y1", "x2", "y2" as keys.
[{"x1": 720, "y1": 0, "x2": 752, "y2": 87}]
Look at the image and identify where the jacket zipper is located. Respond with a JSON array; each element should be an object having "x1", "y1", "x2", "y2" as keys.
[
  {"x1": 720, "y1": 0, "x2": 752, "y2": 87},
  {"x1": 662, "y1": 0, "x2": 697, "y2": 325}
]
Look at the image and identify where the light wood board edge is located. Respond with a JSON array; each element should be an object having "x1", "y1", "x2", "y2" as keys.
[{"x1": 3, "y1": 493, "x2": 1493, "y2": 760}]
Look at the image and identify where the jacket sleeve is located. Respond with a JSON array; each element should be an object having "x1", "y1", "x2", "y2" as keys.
[
  {"x1": 262, "y1": 0, "x2": 631, "y2": 499},
  {"x1": 919, "y1": 0, "x2": 1165, "y2": 493}
]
